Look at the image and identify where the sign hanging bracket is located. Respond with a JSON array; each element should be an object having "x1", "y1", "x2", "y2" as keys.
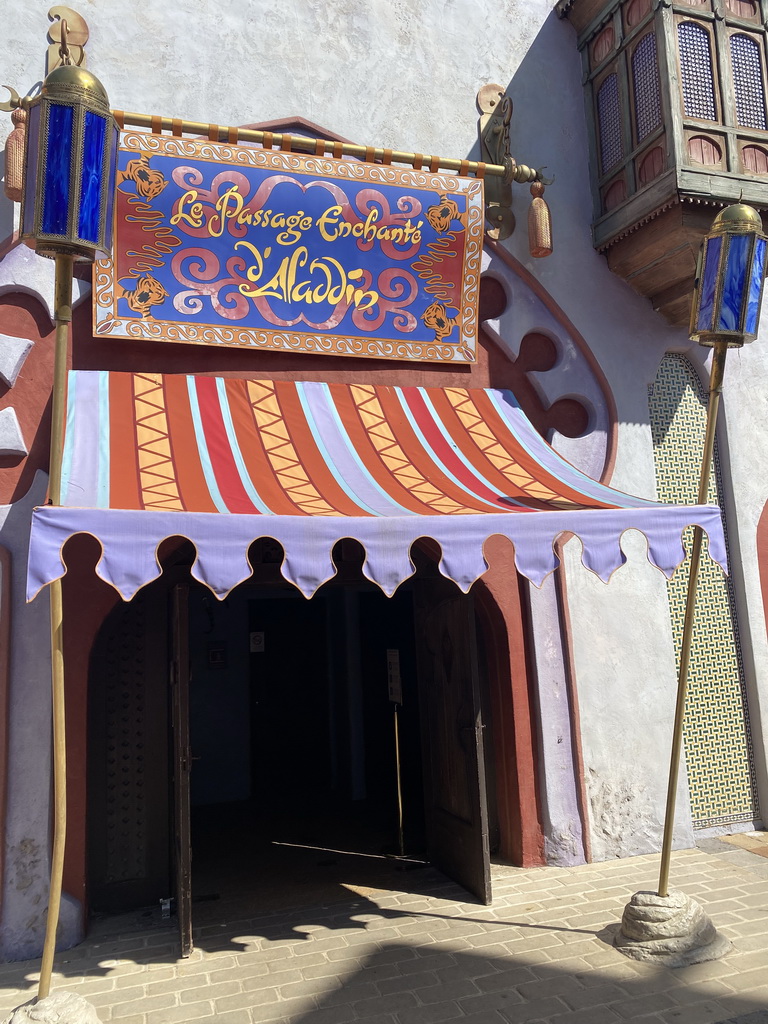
[{"x1": 477, "y1": 84, "x2": 553, "y2": 243}]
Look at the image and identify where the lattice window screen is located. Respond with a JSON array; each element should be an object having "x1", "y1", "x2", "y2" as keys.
[
  {"x1": 633, "y1": 33, "x2": 662, "y2": 141},
  {"x1": 648, "y1": 354, "x2": 759, "y2": 828},
  {"x1": 730, "y1": 34, "x2": 767, "y2": 129},
  {"x1": 597, "y1": 73, "x2": 623, "y2": 171},
  {"x1": 678, "y1": 22, "x2": 717, "y2": 121}
]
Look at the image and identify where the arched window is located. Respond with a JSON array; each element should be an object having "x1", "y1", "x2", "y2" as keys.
[
  {"x1": 730, "y1": 34, "x2": 767, "y2": 129},
  {"x1": 678, "y1": 22, "x2": 717, "y2": 120},
  {"x1": 632, "y1": 33, "x2": 662, "y2": 141},
  {"x1": 597, "y1": 73, "x2": 623, "y2": 172}
]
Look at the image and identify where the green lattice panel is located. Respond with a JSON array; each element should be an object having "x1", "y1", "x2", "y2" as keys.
[{"x1": 648, "y1": 355, "x2": 759, "y2": 828}]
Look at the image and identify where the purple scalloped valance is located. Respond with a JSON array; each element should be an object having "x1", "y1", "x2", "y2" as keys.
[{"x1": 27, "y1": 504, "x2": 727, "y2": 601}]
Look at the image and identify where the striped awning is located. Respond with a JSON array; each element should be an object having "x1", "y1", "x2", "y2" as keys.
[{"x1": 27, "y1": 371, "x2": 727, "y2": 599}]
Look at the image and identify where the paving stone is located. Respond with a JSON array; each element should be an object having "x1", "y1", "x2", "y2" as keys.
[
  {"x1": 324, "y1": 947, "x2": 363, "y2": 963},
  {"x1": 151, "y1": 999, "x2": 213, "y2": 1022},
  {"x1": 343, "y1": 926, "x2": 400, "y2": 945},
  {"x1": 269, "y1": 961, "x2": 342, "y2": 982},
  {"x1": 459, "y1": 1012, "x2": 508, "y2": 1023},
  {"x1": 179, "y1": 955, "x2": 235, "y2": 975},
  {"x1": 277, "y1": 977, "x2": 342, "y2": 999},
  {"x1": 87, "y1": 986, "x2": 146, "y2": 1007},
  {"x1": 351, "y1": 991, "x2": 419, "y2": 1017},
  {"x1": 610, "y1": 967, "x2": 685, "y2": 995},
  {"x1": 93, "y1": 1016, "x2": 144, "y2": 1024},
  {"x1": 375, "y1": 971, "x2": 439, "y2": 995},
  {"x1": 473, "y1": 967, "x2": 539, "y2": 991},
  {"x1": 667, "y1": 959, "x2": 739, "y2": 982},
  {"x1": 397, "y1": 999, "x2": 465, "y2": 1023},
  {"x1": 720, "y1": 999, "x2": 768, "y2": 1024},
  {"x1": 215, "y1": 987, "x2": 281, "y2": 1011},
  {"x1": 610, "y1": 992, "x2": 678, "y2": 1018},
  {"x1": 197, "y1": 1012, "x2": 250, "y2": 1024},
  {"x1": 367, "y1": 946, "x2": 419, "y2": 965},
  {"x1": 718, "y1": 969, "x2": 768, "y2": 993},
  {"x1": 418, "y1": 979, "x2": 482, "y2": 1003},
  {"x1": 529, "y1": 956, "x2": 594, "y2": 976},
  {"x1": 657, "y1": 1000, "x2": 734, "y2": 1023},
  {"x1": 1, "y1": 847, "x2": 766, "y2": 1024},
  {"x1": 728, "y1": 933, "x2": 768, "y2": 953},
  {"x1": 293, "y1": 1007, "x2": 355, "y2": 1024},
  {"x1": 325, "y1": 1016, "x2": 397, "y2": 1024},
  {"x1": 503, "y1": 932, "x2": 567, "y2": 953},
  {"x1": 111, "y1": 994, "x2": 178, "y2": 1018},
  {"x1": 516, "y1": 976, "x2": 587, "y2": 1001},
  {"x1": 317, "y1": 981, "x2": 380, "y2": 1005},
  {"x1": 728, "y1": 918, "x2": 768, "y2": 937},
  {"x1": 495, "y1": 995, "x2": 570, "y2": 1022},
  {"x1": 668, "y1": 979, "x2": 743, "y2": 1003},
  {"x1": 560, "y1": 983, "x2": 627, "y2": 1010},
  {"x1": 399, "y1": 953, "x2": 457, "y2": 975},
  {"x1": 457, "y1": 990, "x2": 527, "y2": 1015}
]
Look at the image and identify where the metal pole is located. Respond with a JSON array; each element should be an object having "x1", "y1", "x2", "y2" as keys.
[
  {"x1": 110, "y1": 109, "x2": 543, "y2": 183},
  {"x1": 657, "y1": 340, "x2": 728, "y2": 898},
  {"x1": 37, "y1": 254, "x2": 74, "y2": 1000},
  {"x1": 393, "y1": 704, "x2": 405, "y2": 858}
]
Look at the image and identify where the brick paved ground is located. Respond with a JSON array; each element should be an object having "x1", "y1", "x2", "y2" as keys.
[{"x1": 0, "y1": 839, "x2": 766, "y2": 1024}]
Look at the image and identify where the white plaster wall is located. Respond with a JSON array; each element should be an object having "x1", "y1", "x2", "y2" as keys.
[
  {"x1": 0, "y1": 473, "x2": 83, "y2": 961},
  {"x1": 562, "y1": 532, "x2": 695, "y2": 860},
  {"x1": 0, "y1": 0, "x2": 763, "y2": 914},
  {"x1": 713, "y1": 331, "x2": 768, "y2": 819}
]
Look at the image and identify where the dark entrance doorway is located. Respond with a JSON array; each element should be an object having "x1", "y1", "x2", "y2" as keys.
[{"x1": 87, "y1": 551, "x2": 493, "y2": 952}]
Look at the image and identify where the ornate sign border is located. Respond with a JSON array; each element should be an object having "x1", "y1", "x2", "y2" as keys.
[{"x1": 94, "y1": 132, "x2": 485, "y2": 363}]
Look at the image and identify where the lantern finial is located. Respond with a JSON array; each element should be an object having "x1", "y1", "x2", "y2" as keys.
[
  {"x1": 41, "y1": 64, "x2": 109, "y2": 108},
  {"x1": 709, "y1": 203, "x2": 763, "y2": 236}
]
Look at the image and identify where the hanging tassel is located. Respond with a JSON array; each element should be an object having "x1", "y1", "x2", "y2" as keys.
[
  {"x1": 528, "y1": 181, "x2": 552, "y2": 258},
  {"x1": 4, "y1": 108, "x2": 26, "y2": 203}
]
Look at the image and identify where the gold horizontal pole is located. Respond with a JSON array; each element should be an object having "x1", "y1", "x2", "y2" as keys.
[{"x1": 111, "y1": 109, "x2": 543, "y2": 183}]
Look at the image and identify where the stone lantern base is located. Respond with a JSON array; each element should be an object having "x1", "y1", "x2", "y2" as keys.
[
  {"x1": 2, "y1": 992, "x2": 102, "y2": 1024},
  {"x1": 615, "y1": 889, "x2": 732, "y2": 968}
]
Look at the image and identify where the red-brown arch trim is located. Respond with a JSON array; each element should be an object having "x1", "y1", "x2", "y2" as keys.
[{"x1": 475, "y1": 536, "x2": 546, "y2": 866}]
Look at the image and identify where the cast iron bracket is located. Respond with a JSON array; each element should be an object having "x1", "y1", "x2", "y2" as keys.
[{"x1": 477, "y1": 83, "x2": 552, "y2": 242}]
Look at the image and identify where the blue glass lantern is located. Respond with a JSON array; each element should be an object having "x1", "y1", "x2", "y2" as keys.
[
  {"x1": 689, "y1": 203, "x2": 768, "y2": 347},
  {"x1": 19, "y1": 64, "x2": 119, "y2": 262}
]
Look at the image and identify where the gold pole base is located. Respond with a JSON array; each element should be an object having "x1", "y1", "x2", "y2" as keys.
[{"x1": 615, "y1": 890, "x2": 731, "y2": 968}]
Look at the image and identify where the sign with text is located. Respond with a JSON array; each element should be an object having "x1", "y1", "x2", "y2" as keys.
[{"x1": 94, "y1": 132, "x2": 484, "y2": 363}]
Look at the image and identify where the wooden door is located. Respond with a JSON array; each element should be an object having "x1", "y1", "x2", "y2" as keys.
[
  {"x1": 170, "y1": 585, "x2": 193, "y2": 957},
  {"x1": 415, "y1": 579, "x2": 491, "y2": 904},
  {"x1": 88, "y1": 590, "x2": 170, "y2": 913}
]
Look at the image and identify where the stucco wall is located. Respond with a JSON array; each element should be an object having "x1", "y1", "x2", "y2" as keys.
[{"x1": 0, "y1": 0, "x2": 765, "y2": 956}]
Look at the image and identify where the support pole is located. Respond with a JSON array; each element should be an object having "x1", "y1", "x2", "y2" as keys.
[
  {"x1": 37, "y1": 255, "x2": 74, "y2": 1001},
  {"x1": 110, "y1": 109, "x2": 544, "y2": 183},
  {"x1": 657, "y1": 341, "x2": 728, "y2": 898},
  {"x1": 393, "y1": 704, "x2": 405, "y2": 858}
]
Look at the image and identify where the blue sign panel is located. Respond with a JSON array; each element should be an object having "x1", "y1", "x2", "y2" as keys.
[{"x1": 95, "y1": 133, "x2": 485, "y2": 363}]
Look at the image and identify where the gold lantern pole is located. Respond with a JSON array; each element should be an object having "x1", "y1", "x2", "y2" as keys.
[
  {"x1": 4, "y1": 20, "x2": 119, "y2": 998},
  {"x1": 657, "y1": 202, "x2": 767, "y2": 898},
  {"x1": 656, "y1": 339, "x2": 726, "y2": 898},
  {"x1": 617, "y1": 202, "x2": 768, "y2": 966},
  {"x1": 37, "y1": 256, "x2": 74, "y2": 1000}
]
